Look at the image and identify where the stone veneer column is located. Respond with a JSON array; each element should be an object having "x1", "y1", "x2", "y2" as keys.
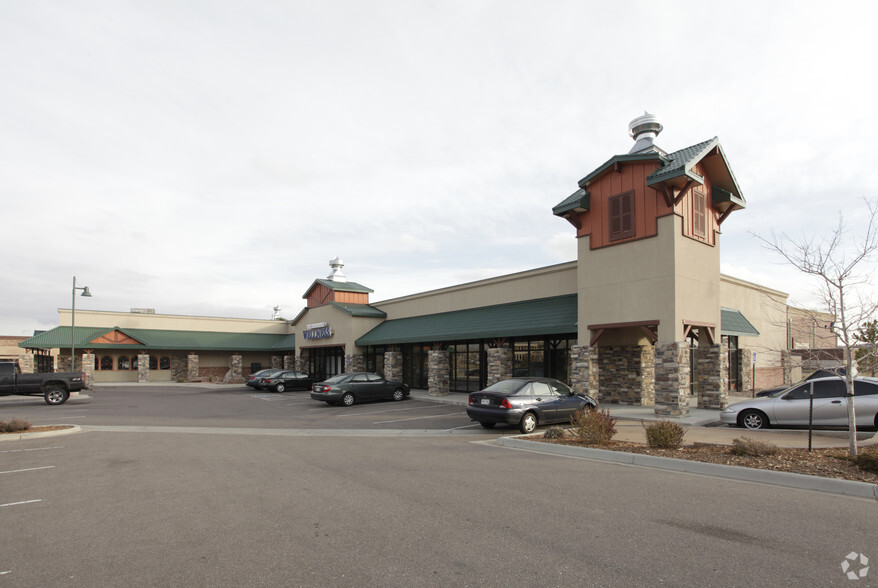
[
  {"x1": 739, "y1": 348, "x2": 753, "y2": 396},
  {"x1": 346, "y1": 354, "x2": 365, "y2": 373},
  {"x1": 187, "y1": 354, "x2": 199, "y2": 382},
  {"x1": 226, "y1": 354, "x2": 245, "y2": 384},
  {"x1": 654, "y1": 341, "x2": 690, "y2": 417},
  {"x1": 17, "y1": 354, "x2": 34, "y2": 374},
  {"x1": 82, "y1": 353, "x2": 95, "y2": 388},
  {"x1": 137, "y1": 353, "x2": 150, "y2": 383},
  {"x1": 694, "y1": 343, "x2": 728, "y2": 409},
  {"x1": 428, "y1": 350, "x2": 450, "y2": 396},
  {"x1": 271, "y1": 356, "x2": 283, "y2": 369},
  {"x1": 782, "y1": 350, "x2": 793, "y2": 386},
  {"x1": 568, "y1": 345, "x2": 595, "y2": 400},
  {"x1": 486, "y1": 347, "x2": 513, "y2": 387},
  {"x1": 384, "y1": 351, "x2": 403, "y2": 383},
  {"x1": 284, "y1": 354, "x2": 295, "y2": 371}
]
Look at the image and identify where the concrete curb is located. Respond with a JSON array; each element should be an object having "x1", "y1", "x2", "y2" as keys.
[
  {"x1": 0, "y1": 425, "x2": 81, "y2": 442},
  {"x1": 497, "y1": 436, "x2": 878, "y2": 501}
]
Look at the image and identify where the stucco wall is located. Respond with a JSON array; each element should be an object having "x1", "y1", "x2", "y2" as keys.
[{"x1": 58, "y1": 309, "x2": 290, "y2": 334}]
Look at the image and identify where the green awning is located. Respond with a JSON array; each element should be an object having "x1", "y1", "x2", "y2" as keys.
[
  {"x1": 721, "y1": 308, "x2": 759, "y2": 337},
  {"x1": 357, "y1": 295, "x2": 577, "y2": 346},
  {"x1": 19, "y1": 326, "x2": 295, "y2": 352}
]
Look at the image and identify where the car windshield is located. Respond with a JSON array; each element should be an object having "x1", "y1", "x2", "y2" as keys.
[{"x1": 481, "y1": 379, "x2": 528, "y2": 395}]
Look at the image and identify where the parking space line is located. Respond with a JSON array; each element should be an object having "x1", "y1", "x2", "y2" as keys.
[
  {"x1": 372, "y1": 412, "x2": 466, "y2": 424},
  {"x1": 0, "y1": 446, "x2": 64, "y2": 454},
  {"x1": 338, "y1": 405, "x2": 448, "y2": 417},
  {"x1": 1, "y1": 499, "x2": 42, "y2": 507},
  {"x1": 0, "y1": 466, "x2": 55, "y2": 475}
]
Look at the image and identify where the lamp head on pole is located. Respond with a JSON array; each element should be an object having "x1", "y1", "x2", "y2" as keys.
[{"x1": 80, "y1": 286, "x2": 92, "y2": 297}]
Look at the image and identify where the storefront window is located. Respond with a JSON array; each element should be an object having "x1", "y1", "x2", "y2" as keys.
[
  {"x1": 118, "y1": 356, "x2": 130, "y2": 370},
  {"x1": 100, "y1": 356, "x2": 113, "y2": 371}
]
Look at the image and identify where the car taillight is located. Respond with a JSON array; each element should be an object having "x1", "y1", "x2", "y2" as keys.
[
  {"x1": 500, "y1": 398, "x2": 512, "y2": 409},
  {"x1": 323, "y1": 385, "x2": 332, "y2": 392},
  {"x1": 468, "y1": 395, "x2": 474, "y2": 405}
]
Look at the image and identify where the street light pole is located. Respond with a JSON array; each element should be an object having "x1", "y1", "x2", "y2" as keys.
[{"x1": 71, "y1": 276, "x2": 92, "y2": 372}]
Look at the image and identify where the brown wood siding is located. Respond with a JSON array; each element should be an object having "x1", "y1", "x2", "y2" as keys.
[
  {"x1": 307, "y1": 285, "x2": 369, "y2": 307},
  {"x1": 334, "y1": 291, "x2": 369, "y2": 305},
  {"x1": 574, "y1": 161, "x2": 670, "y2": 249},
  {"x1": 679, "y1": 162, "x2": 717, "y2": 246}
]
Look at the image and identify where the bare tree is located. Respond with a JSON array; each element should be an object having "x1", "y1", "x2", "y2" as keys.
[{"x1": 755, "y1": 198, "x2": 878, "y2": 456}]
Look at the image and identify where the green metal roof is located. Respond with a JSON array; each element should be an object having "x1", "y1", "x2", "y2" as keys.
[
  {"x1": 552, "y1": 188, "x2": 591, "y2": 216},
  {"x1": 18, "y1": 326, "x2": 296, "y2": 352},
  {"x1": 356, "y1": 295, "x2": 577, "y2": 346},
  {"x1": 721, "y1": 308, "x2": 760, "y2": 337},
  {"x1": 303, "y1": 279, "x2": 374, "y2": 297},
  {"x1": 329, "y1": 302, "x2": 387, "y2": 318}
]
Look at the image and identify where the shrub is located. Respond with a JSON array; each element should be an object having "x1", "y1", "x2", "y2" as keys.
[
  {"x1": 643, "y1": 420, "x2": 686, "y2": 449},
  {"x1": 730, "y1": 437, "x2": 779, "y2": 457},
  {"x1": 0, "y1": 419, "x2": 32, "y2": 433},
  {"x1": 855, "y1": 451, "x2": 878, "y2": 475},
  {"x1": 544, "y1": 426, "x2": 566, "y2": 439},
  {"x1": 569, "y1": 407, "x2": 616, "y2": 446}
]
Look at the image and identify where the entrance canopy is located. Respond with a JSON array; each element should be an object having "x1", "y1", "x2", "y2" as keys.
[{"x1": 357, "y1": 295, "x2": 577, "y2": 346}]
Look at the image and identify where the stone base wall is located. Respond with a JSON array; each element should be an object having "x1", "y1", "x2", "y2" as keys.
[
  {"x1": 18, "y1": 354, "x2": 35, "y2": 374},
  {"x1": 284, "y1": 355, "x2": 295, "y2": 371},
  {"x1": 137, "y1": 353, "x2": 149, "y2": 383},
  {"x1": 654, "y1": 341, "x2": 691, "y2": 417},
  {"x1": 694, "y1": 343, "x2": 728, "y2": 409},
  {"x1": 428, "y1": 350, "x2": 450, "y2": 396},
  {"x1": 598, "y1": 346, "x2": 655, "y2": 405},
  {"x1": 486, "y1": 347, "x2": 513, "y2": 387},
  {"x1": 738, "y1": 348, "x2": 753, "y2": 396},
  {"x1": 271, "y1": 356, "x2": 283, "y2": 369},
  {"x1": 296, "y1": 355, "x2": 307, "y2": 373},
  {"x1": 346, "y1": 354, "x2": 365, "y2": 373},
  {"x1": 385, "y1": 351, "x2": 403, "y2": 383}
]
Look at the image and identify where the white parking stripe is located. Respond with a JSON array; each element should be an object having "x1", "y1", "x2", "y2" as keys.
[
  {"x1": 1, "y1": 499, "x2": 42, "y2": 507},
  {"x1": 0, "y1": 446, "x2": 64, "y2": 454},
  {"x1": 372, "y1": 412, "x2": 465, "y2": 424},
  {"x1": 0, "y1": 466, "x2": 55, "y2": 475},
  {"x1": 338, "y1": 405, "x2": 446, "y2": 417}
]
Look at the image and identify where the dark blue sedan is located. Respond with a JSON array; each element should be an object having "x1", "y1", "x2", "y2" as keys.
[{"x1": 467, "y1": 377, "x2": 597, "y2": 433}]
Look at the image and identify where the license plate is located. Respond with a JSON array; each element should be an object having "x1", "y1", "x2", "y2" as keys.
[{"x1": 481, "y1": 398, "x2": 490, "y2": 405}]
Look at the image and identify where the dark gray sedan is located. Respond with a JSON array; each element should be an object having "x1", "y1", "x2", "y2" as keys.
[
  {"x1": 722, "y1": 376, "x2": 878, "y2": 430},
  {"x1": 311, "y1": 372, "x2": 410, "y2": 406},
  {"x1": 466, "y1": 377, "x2": 597, "y2": 434}
]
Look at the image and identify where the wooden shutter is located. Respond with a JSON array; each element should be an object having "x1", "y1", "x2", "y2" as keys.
[{"x1": 609, "y1": 191, "x2": 635, "y2": 241}]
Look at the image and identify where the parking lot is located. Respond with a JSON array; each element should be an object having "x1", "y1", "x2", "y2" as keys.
[
  {"x1": 0, "y1": 384, "x2": 498, "y2": 433},
  {"x1": 2, "y1": 384, "x2": 876, "y2": 586}
]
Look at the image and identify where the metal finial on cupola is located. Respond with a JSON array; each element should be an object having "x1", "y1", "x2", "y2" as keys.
[
  {"x1": 628, "y1": 112, "x2": 663, "y2": 153},
  {"x1": 327, "y1": 257, "x2": 347, "y2": 282}
]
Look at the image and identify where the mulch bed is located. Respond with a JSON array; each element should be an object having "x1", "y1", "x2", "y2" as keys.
[
  {"x1": 533, "y1": 438, "x2": 878, "y2": 484},
  {"x1": 0, "y1": 425, "x2": 75, "y2": 435}
]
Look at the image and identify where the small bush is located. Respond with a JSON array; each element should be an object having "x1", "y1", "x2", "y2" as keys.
[
  {"x1": 730, "y1": 437, "x2": 779, "y2": 457},
  {"x1": 569, "y1": 407, "x2": 616, "y2": 446},
  {"x1": 0, "y1": 419, "x2": 32, "y2": 433},
  {"x1": 544, "y1": 426, "x2": 566, "y2": 440},
  {"x1": 855, "y1": 452, "x2": 878, "y2": 475},
  {"x1": 643, "y1": 420, "x2": 686, "y2": 449}
]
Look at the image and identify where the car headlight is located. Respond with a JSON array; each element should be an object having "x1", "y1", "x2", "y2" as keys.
[{"x1": 723, "y1": 407, "x2": 738, "y2": 414}]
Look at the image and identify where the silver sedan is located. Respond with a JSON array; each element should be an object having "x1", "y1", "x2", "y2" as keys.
[{"x1": 721, "y1": 376, "x2": 878, "y2": 430}]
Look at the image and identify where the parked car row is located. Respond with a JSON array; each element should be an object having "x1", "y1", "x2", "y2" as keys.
[{"x1": 722, "y1": 375, "x2": 878, "y2": 430}]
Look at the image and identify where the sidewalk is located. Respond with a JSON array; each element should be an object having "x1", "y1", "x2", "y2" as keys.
[{"x1": 408, "y1": 389, "x2": 878, "y2": 449}]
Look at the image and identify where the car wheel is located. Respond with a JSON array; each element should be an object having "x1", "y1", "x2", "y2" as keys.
[
  {"x1": 341, "y1": 392, "x2": 355, "y2": 406},
  {"x1": 392, "y1": 388, "x2": 405, "y2": 401},
  {"x1": 276, "y1": 383, "x2": 285, "y2": 392},
  {"x1": 519, "y1": 412, "x2": 538, "y2": 434},
  {"x1": 479, "y1": 422, "x2": 496, "y2": 429},
  {"x1": 44, "y1": 387, "x2": 69, "y2": 405},
  {"x1": 740, "y1": 409, "x2": 768, "y2": 430}
]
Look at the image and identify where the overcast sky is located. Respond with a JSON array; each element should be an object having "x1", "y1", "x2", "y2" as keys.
[{"x1": 3, "y1": 0, "x2": 878, "y2": 336}]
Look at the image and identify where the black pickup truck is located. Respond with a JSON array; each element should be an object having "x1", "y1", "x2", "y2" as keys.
[{"x1": 0, "y1": 361, "x2": 85, "y2": 405}]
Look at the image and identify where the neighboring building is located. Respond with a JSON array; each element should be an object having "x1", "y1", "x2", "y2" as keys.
[{"x1": 18, "y1": 114, "x2": 838, "y2": 417}]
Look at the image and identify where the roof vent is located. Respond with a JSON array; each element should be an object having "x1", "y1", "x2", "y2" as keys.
[
  {"x1": 628, "y1": 112, "x2": 663, "y2": 153},
  {"x1": 327, "y1": 257, "x2": 347, "y2": 282}
]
